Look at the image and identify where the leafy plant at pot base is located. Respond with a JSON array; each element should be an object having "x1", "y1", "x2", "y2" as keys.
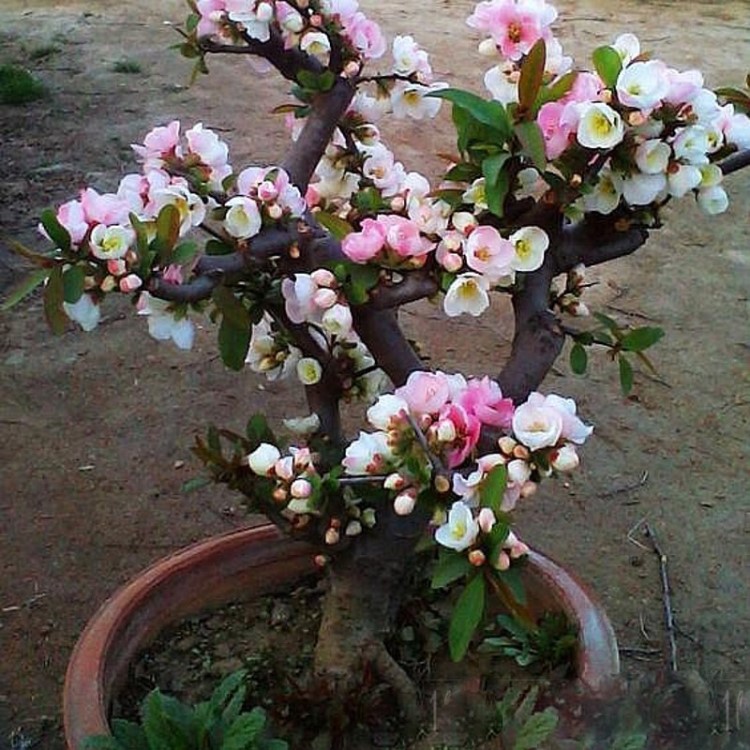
[
  {"x1": 7, "y1": 0, "x2": 750, "y2": 744},
  {"x1": 84, "y1": 670, "x2": 287, "y2": 750}
]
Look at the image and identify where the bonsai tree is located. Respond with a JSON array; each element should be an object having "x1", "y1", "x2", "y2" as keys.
[{"x1": 7, "y1": 0, "x2": 750, "y2": 739}]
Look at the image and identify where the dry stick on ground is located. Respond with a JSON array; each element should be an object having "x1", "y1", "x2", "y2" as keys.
[{"x1": 642, "y1": 521, "x2": 679, "y2": 673}]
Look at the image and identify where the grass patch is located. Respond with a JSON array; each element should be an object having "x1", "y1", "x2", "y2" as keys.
[
  {"x1": 112, "y1": 59, "x2": 143, "y2": 74},
  {"x1": 0, "y1": 64, "x2": 46, "y2": 105},
  {"x1": 28, "y1": 44, "x2": 61, "y2": 61}
]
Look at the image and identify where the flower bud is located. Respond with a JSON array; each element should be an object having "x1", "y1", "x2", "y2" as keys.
[
  {"x1": 434, "y1": 474, "x2": 451, "y2": 493},
  {"x1": 520, "y1": 480, "x2": 538, "y2": 498},
  {"x1": 494, "y1": 550, "x2": 511, "y2": 571},
  {"x1": 512, "y1": 444, "x2": 530, "y2": 461},
  {"x1": 296, "y1": 357, "x2": 323, "y2": 386},
  {"x1": 119, "y1": 273, "x2": 142, "y2": 293},
  {"x1": 256, "y1": 2, "x2": 274, "y2": 22},
  {"x1": 274, "y1": 455, "x2": 295, "y2": 481},
  {"x1": 478, "y1": 38, "x2": 497, "y2": 57},
  {"x1": 550, "y1": 444, "x2": 580, "y2": 472},
  {"x1": 383, "y1": 472, "x2": 406, "y2": 490},
  {"x1": 343, "y1": 61, "x2": 360, "y2": 78},
  {"x1": 393, "y1": 489, "x2": 417, "y2": 516},
  {"x1": 436, "y1": 419, "x2": 456, "y2": 443},
  {"x1": 440, "y1": 252, "x2": 463, "y2": 273},
  {"x1": 325, "y1": 527, "x2": 340, "y2": 545},
  {"x1": 272, "y1": 486, "x2": 288, "y2": 503},
  {"x1": 107, "y1": 258, "x2": 127, "y2": 276},
  {"x1": 247, "y1": 443, "x2": 281, "y2": 476},
  {"x1": 311, "y1": 268, "x2": 336, "y2": 287},
  {"x1": 290, "y1": 478, "x2": 313, "y2": 498},
  {"x1": 452, "y1": 211, "x2": 477, "y2": 235},
  {"x1": 498, "y1": 436, "x2": 517, "y2": 455},
  {"x1": 257, "y1": 180, "x2": 279, "y2": 202},
  {"x1": 309, "y1": 13, "x2": 323, "y2": 27},
  {"x1": 568, "y1": 300, "x2": 590, "y2": 317},
  {"x1": 569, "y1": 263, "x2": 586, "y2": 287},
  {"x1": 468, "y1": 549, "x2": 486, "y2": 566},
  {"x1": 313, "y1": 287, "x2": 338, "y2": 309},
  {"x1": 390, "y1": 196, "x2": 405, "y2": 212},
  {"x1": 314, "y1": 554, "x2": 328, "y2": 568},
  {"x1": 477, "y1": 507, "x2": 496, "y2": 534},
  {"x1": 361, "y1": 508, "x2": 377, "y2": 527},
  {"x1": 345, "y1": 520, "x2": 363, "y2": 536},
  {"x1": 267, "y1": 203, "x2": 283, "y2": 220},
  {"x1": 100, "y1": 275, "x2": 117, "y2": 293}
]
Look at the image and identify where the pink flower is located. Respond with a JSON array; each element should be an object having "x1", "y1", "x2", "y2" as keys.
[
  {"x1": 196, "y1": 0, "x2": 227, "y2": 37},
  {"x1": 379, "y1": 215, "x2": 433, "y2": 259},
  {"x1": 50, "y1": 199, "x2": 88, "y2": 245},
  {"x1": 396, "y1": 370, "x2": 452, "y2": 416},
  {"x1": 132, "y1": 120, "x2": 182, "y2": 167},
  {"x1": 464, "y1": 225, "x2": 515, "y2": 279},
  {"x1": 341, "y1": 218, "x2": 387, "y2": 263},
  {"x1": 79, "y1": 188, "x2": 131, "y2": 226},
  {"x1": 467, "y1": 0, "x2": 550, "y2": 61},
  {"x1": 439, "y1": 403, "x2": 481, "y2": 468},
  {"x1": 344, "y1": 13, "x2": 387, "y2": 60},
  {"x1": 162, "y1": 264, "x2": 185, "y2": 285},
  {"x1": 459, "y1": 376, "x2": 514, "y2": 429}
]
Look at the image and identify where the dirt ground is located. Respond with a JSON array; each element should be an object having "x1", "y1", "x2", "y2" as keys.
[{"x1": 0, "y1": 0, "x2": 748, "y2": 747}]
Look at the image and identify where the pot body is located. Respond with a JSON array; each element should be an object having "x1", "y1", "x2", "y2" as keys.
[{"x1": 63, "y1": 525, "x2": 619, "y2": 749}]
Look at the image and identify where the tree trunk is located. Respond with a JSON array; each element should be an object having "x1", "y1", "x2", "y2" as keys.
[{"x1": 313, "y1": 502, "x2": 432, "y2": 740}]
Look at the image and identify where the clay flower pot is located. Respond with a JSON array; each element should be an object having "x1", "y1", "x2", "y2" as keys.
[{"x1": 63, "y1": 525, "x2": 619, "y2": 749}]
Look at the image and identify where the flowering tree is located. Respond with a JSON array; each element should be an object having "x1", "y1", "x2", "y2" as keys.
[{"x1": 8, "y1": 0, "x2": 750, "y2": 734}]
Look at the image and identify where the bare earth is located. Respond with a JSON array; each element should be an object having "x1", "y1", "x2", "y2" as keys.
[{"x1": 0, "y1": 1, "x2": 748, "y2": 747}]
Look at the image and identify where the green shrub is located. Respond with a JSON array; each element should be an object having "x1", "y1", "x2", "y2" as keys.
[{"x1": 0, "y1": 64, "x2": 46, "y2": 105}]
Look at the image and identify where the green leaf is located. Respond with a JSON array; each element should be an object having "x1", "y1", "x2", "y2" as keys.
[
  {"x1": 297, "y1": 69, "x2": 336, "y2": 92},
  {"x1": 212, "y1": 286, "x2": 250, "y2": 330},
  {"x1": 514, "y1": 120, "x2": 547, "y2": 171},
  {"x1": 44, "y1": 265, "x2": 67, "y2": 335},
  {"x1": 536, "y1": 71, "x2": 578, "y2": 110},
  {"x1": 345, "y1": 262, "x2": 381, "y2": 305},
  {"x1": 181, "y1": 476, "x2": 212, "y2": 494},
  {"x1": 432, "y1": 87, "x2": 511, "y2": 142},
  {"x1": 569, "y1": 342, "x2": 588, "y2": 375},
  {"x1": 495, "y1": 565, "x2": 527, "y2": 606},
  {"x1": 315, "y1": 211, "x2": 353, "y2": 240},
  {"x1": 448, "y1": 573, "x2": 486, "y2": 661},
  {"x1": 82, "y1": 737, "x2": 122, "y2": 750},
  {"x1": 40, "y1": 208, "x2": 71, "y2": 252},
  {"x1": 482, "y1": 152, "x2": 511, "y2": 217},
  {"x1": 246, "y1": 414, "x2": 276, "y2": 446},
  {"x1": 209, "y1": 669, "x2": 247, "y2": 714},
  {"x1": 620, "y1": 326, "x2": 664, "y2": 352},
  {"x1": 592, "y1": 45, "x2": 623, "y2": 89},
  {"x1": 431, "y1": 551, "x2": 473, "y2": 589},
  {"x1": 518, "y1": 38, "x2": 546, "y2": 115},
  {"x1": 619, "y1": 355, "x2": 634, "y2": 395},
  {"x1": 611, "y1": 733, "x2": 648, "y2": 750},
  {"x1": 221, "y1": 707, "x2": 267, "y2": 750},
  {"x1": 62, "y1": 265, "x2": 86, "y2": 304},
  {"x1": 479, "y1": 463, "x2": 508, "y2": 517},
  {"x1": 593, "y1": 311, "x2": 619, "y2": 332},
  {"x1": 110, "y1": 719, "x2": 149, "y2": 750},
  {"x1": 218, "y1": 317, "x2": 251, "y2": 371},
  {"x1": 260, "y1": 740, "x2": 289, "y2": 750},
  {"x1": 513, "y1": 707, "x2": 559, "y2": 750},
  {"x1": 172, "y1": 241, "x2": 200, "y2": 267},
  {"x1": 206, "y1": 239, "x2": 235, "y2": 256},
  {"x1": 444, "y1": 161, "x2": 482, "y2": 183},
  {"x1": 152, "y1": 204, "x2": 181, "y2": 263},
  {"x1": 0, "y1": 268, "x2": 50, "y2": 310},
  {"x1": 142, "y1": 690, "x2": 195, "y2": 750},
  {"x1": 186, "y1": 13, "x2": 200, "y2": 33}
]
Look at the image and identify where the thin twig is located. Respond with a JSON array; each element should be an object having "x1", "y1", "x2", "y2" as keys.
[
  {"x1": 643, "y1": 522, "x2": 678, "y2": 673},
  {"x1": 404, "y1": 413, "x2": 446, "y2": 476}
]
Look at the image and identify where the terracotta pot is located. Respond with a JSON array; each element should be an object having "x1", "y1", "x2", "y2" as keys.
[{"x1": 63, "y1": 525, "x2": 619, "y2": 749}]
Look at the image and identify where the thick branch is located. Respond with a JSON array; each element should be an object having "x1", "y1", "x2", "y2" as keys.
[
  {"x1": 720, "y1": 148, "x2": 750, "y2": 176},
  {"x1": 366, "y1": 270, "x2": 439, "y2": 310},
  {"x1": 352, "y1": 307, "x2": 423, "y2": 387},
  {"x1": 555, "y1": 216, "x2": 650, "y2": 274},
  {"x1": 199, "y1": 26, "x2": 324, "y2": 81},
  {"x1": 282, "y1": 77, "x2": 357, "y2": 192}
]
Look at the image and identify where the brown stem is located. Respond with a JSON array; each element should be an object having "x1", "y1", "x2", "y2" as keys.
[{"x1": 720, "y1": 148, "x2": 750, "y2": 175}]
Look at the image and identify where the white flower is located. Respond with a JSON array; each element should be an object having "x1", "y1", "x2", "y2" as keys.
[
  {"x1": 282, "y1": 413, "x2": 321, "y2": 435},
  {"x1": 151, "y1": 185, "x2": 206, "y2": 235},
  {"x1": 321, "y1": 302, "x2": 353, "y2": 338},
  {"x1": 550, "y1": 444, "x2": 580, "y2": 472},
  {"x1": 296, "y1": 357, "x2": 323, "y2": 385},
  {"x1": 616, "y1": 60, "x2": 669, "y2": 110},
  {"x1": 443, "y1": 273, "x2": 490, "y2": 318},
  {"x1": 622, "y1": 172, "x2": 667, "y2": 206},
  {"x1": 576, "y1": 103, "x2": 624, "y2": 150},
  {"x1": 137, "y1": 292, "x2": 194, "y2": 350},
  {"x1": 89, "y1": 224, "x2": 134, "y2": 261},
  {"x1": 696, "y1": 185, "x2": 728, "y2": 214},
  {"x1": 300, "y1": 31, "x2": 331, "y2": 56},
  {"x1": 63, "y1": 293, "x2": 101, "y2": 332},
  {"x1": 224, "y1": 196, "x2": 262, "y2": 240},
  {"x1": 343, "y1": 431, "x2": 393, "y2": 475},
  {"x1": 634, "y1": 140, "x2": 671, "y2": 175},
  {"x1": 667, "y1": 164, "x2": 703, "y2": 198},
  {"x1": 246, "y1": 315, "x2": 300, "y2": 381},
  {"x1": 512, "y1": 401, "x2": 563, "y2": 451},
  {"x1": 672, "y1": 126, "x2": 710, "y2": 165},
  {"x1": 612, "y1": 33, "x2": 640, "y2": 66},
  {"x1": 247, "y1": 443, "x2": 281, "y2": 476},
  {"x1": 390, "y1": 81, "x2": 444, "y2": 120},
  {"x1": 393, "y1": 489, "x2": 417, "y2": 516},
  {"x1": 583, "y1": 168, "x2": 622, "y2": 215},
  {"x1": 435, "y1": 501, "x2": 479, "y2": 552},
  {"x1": 509, "y1": 226, "x2": 549, "y2": 273},
  {"x1": 367, "y1": 394, "x2": 409, "y2": 430},
  {"x1": 484, "y1": 65, "x2": 519, "y2": 105}
]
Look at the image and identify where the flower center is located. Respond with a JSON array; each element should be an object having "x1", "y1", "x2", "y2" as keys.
[{"x1": 507, "y1": 21, "x2": 522, "y2": 43}]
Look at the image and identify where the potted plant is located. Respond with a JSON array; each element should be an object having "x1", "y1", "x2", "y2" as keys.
[{"x1": 5, "y1": 0, "x2": 749, "y2": 746}]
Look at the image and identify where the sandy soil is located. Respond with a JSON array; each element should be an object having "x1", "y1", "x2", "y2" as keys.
[{"x1": 0, "y1": 0, "x2": 748, "y2": 747}]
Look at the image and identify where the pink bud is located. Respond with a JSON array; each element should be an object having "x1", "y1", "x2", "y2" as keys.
[
  {"x1": 325, "y1": 527, "x2": 340, "y2": 545},
  {"x1": 311, "y1": 268, "x2": 336, "y2": 287},
  {"x1": 520, "y1": 481, "x2": 537, "y2": 499},
  {"x1": 257, "y1": 180, "x2": 279, "y2": 202},
  {"x1": 314, "y1": 554, "x2": 328, "y2": 567},
  {"x1": 477, "y1": 507, "x2": 496, "y2": 534},
  {"x1": 393, "y1": 489, "x2": 417, "y2": 516},
  {"x1": 468, "y1": 549, "x2": 486, "y2": 567},
  {"x1": 313, "y1": 287, "x2": 338, "y2": 309},
  {"x1": 305, "y1": 184, "x2": 321, "y2": 208},
  {"x1": 440, "y1": 252, "x2": 463, "y2": 273},
  {"x1": 494, "y1": 550, "x2": 511, "y2": 571},
  {"x1": 390, "y1": 196, "x2": 405, "y2": 212},
  {"x1": 384, "y1": 472, "x2": 406, "y2": 491},
  {"x1": 107, "y1": 259, "x2": 127, "y2": 276},
  {"x1": 119, "y1": 274, "x2": 143, "y2": 293},
  {"x1": 290, "y1": 478, "x2": 312, "y2": 499},
  {"x1": 309, "y1": 13, "x2": 323, "y2": 26},
  {"x1": 100, "y1": 275, "x2": 117, "y2": 292},
  {"x1": 268, "y1": 204, "x2": 283, "y2": 220}
]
